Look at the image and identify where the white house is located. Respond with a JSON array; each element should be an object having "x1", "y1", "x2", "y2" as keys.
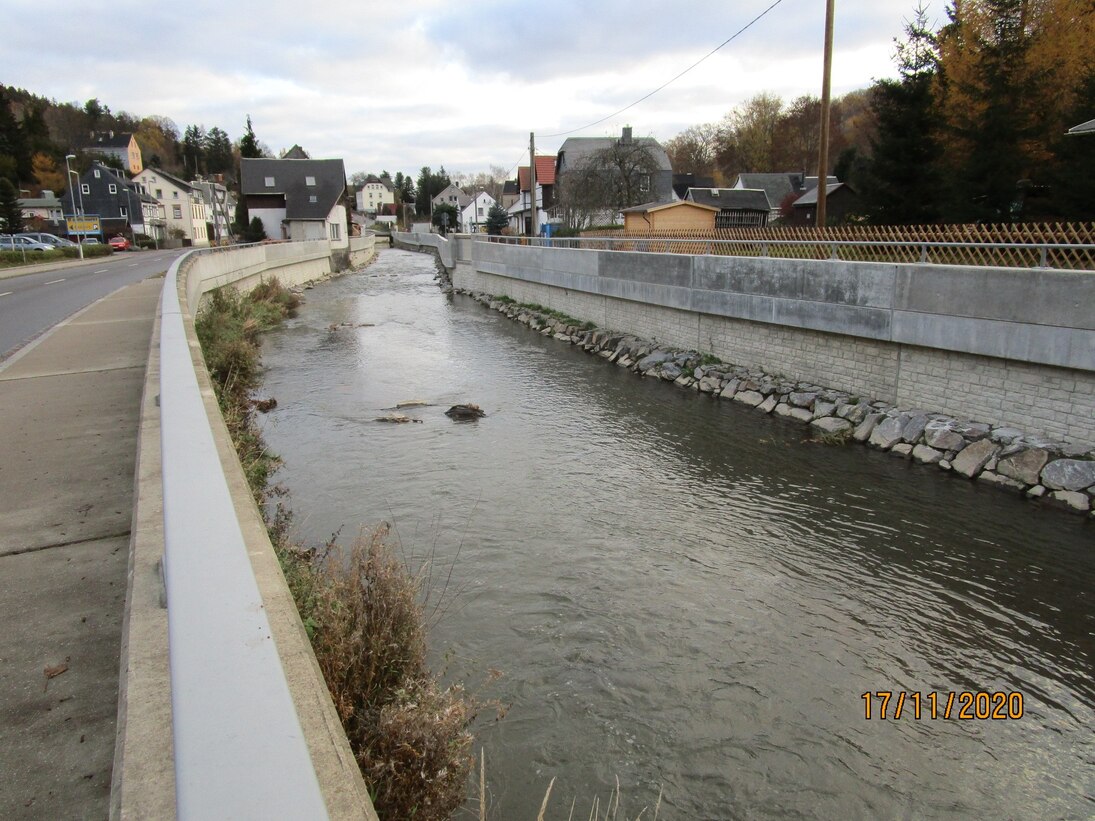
[
  {"x1": 133, "y1": 167, "x2": 210, "y2": 246},
  {"x1": 431, "y1": 184, "x2": 470, "y2": 212},
  {"x1": 240, "y1": 157, "x2": 348, "y2": 248},
  {"x1": 460, "y1": 191, "x2": 496, "y2": 233},
  {"x1": 191, "y1": 176, "x2": 234, "y2": 243},
  {"x1": 355, "y1": 175, "x2": 395, "y2": 215}
]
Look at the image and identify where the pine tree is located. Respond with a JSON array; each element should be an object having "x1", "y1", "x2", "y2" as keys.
[
  {"x1": 239, "y1": 116, "x2": 263, "y2": 159},
  {"x1": 861, "y1": 6, "x2": 945, "y2": 224},
  {"x1": 485, "y1": 202, "x2": 509, "y2": 235},
  {"x1": 0, "y1": 177, "x2": 24, "y2": 232}
]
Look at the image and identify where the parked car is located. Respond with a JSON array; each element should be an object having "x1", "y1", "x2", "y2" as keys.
[
  {"x1": 81, "y1": 237, "x2": 101, "y2": 245},
  {"x1": 17, "y1": 232, "x2": 78, "y2": 248},
  {"x1": 0, "y1": 235, "x2": 51, "y2": 252},
  {"x1": 108, "y1": 236, "x2": 132, "y2": 251}
]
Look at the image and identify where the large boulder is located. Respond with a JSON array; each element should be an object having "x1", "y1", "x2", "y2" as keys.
[
  {"x1": 996, "y1": 448, "x2": 1049, "y2": 486},
  {"x1": 811, "y1": 417, "x2": 852, "y2": 435},
  {"x1": 1040, "y1": 459, "x2": 1095, "y2": 492},
  {"x1": 853, "y1": 412, "x2": 884, "y2": 443},
  {"x1": 869, "y1": 415, "x2": 908, "y2": 450},
  {"x1": 952, "y1": 439, "x2": 997, "y2": 478}
]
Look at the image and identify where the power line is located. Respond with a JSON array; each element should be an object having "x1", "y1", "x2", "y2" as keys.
[{"x1": 538, "y1": 0, "x2": 789, "y2": 139}]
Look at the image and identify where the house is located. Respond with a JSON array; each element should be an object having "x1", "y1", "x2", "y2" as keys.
[
  {"x1": 431, "y1": 184, "x2": 471, "y2": 212},
  {"x1": 240, "y1": 157, "x2": 348, "y2": 247},
  {"x1": 81, "y1": 131, "x2": 143, "y2": 174},
  {"x1": 507, "y1": 155, "x2": 557, "y2": 234},
  {"x1": 460, "y1": 191, "x2": 497, "y2": 233},
  {"x1": 191, "y1": 176, "x2": 234, "y2": 243},
  {"x1": 281, "y1": 145, "x2": 310, "y2": 159},
  {"x1": 500, "y1": 179, "x2": 520, "y2": 209},
  {"x1": 77, "y1": 162, "x2": 161, "y2": 241},
  {"x1": 672, "y1": 173, "x2": 716, "y2": 200},
  {"x1": 685, "y1": 188, "x2": 770, "y2": 228},
  {"x1": 18, "y1": 191, "x2": 65, "y2": 235},
  {"x1": 133, "y1": 167, "x2": 211, "y2": 246},
  {"x1": 621, "y1": 200, "x2": 719, "y2": 232},
  {"x1": 556, "y1": 127, "x2": 674, "y2": 224},
  {"x1": 356, "y1": 175, "x2": 395, "y2": 215},
  {"x1": 732, "y1": 173, "x2": 838, "y2": 222},
  {"x1": 787, "y1": 182, "x2": 860, "y2": 226}
]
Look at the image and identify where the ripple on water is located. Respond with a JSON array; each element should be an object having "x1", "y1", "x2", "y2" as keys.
[{"x1": 259, "y1": 249, "x2": 1095, "y2": 820}]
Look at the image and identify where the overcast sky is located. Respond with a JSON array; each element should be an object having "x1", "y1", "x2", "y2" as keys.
[{"x1": 4, "y1": 0, "x2": 946, "y2": 179}]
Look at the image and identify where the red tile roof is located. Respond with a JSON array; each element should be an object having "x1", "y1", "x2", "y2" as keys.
[{"x1": 518, "y1": 156, "x2": 556, "y2": 190}]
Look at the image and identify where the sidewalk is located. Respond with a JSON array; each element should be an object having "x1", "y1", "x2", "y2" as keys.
[{"x1": 0, "y1": 276, "x2": 162, "y2": 819}]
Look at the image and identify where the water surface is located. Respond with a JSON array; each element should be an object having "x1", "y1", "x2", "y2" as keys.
[{"x1": 260, "y1": 249, "x2": 1094, "y2": 819}]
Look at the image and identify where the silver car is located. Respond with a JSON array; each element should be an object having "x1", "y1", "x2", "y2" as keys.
[
  {"x1": 17, "y1": 232, "x2": 77, "y2": 248},
  {"x1": 0, "y1": 235, "x2": 52, "y2": 251}
]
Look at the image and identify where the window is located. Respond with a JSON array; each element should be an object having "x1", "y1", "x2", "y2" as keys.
[
  {"x1": 94, "y1": 169, "x2": 101, "y2": 178},
  {"x1": 478, "y1": 207, "x2": 484, "y2": 216},
  {"x1": 305, "y1": 176, "x2": 316, "y2": 186},
  {"x1": 119, "y1": 206, "x2": 127, "y2": 217},
  {"x1": 309, "y1": 195, "x2": 317, "y2": 203},
  {"x1": 173, "y1": 205, "x2": 182, "y2": 219},
  {"x1": 81, "y1": 184, "x2": 90, "y2": 195},
  {"x1": 108, "y1": 183, "x2": 117, "y2": 194},
  {"x1": 265, "y1": 176, "x2": 275, "y2": 187},
  {"x1": 172, "y1": 191, "x2": 179, "y2": 199},
  {"x1": 156, "y1": 189, "x2": 163, "y2": 198},
  {"x1": 639, "y1": 174, "x2": 651, "y2": 193},
  {"x1": 330, "y1": 222, "x2": 341, "y2": 240}
]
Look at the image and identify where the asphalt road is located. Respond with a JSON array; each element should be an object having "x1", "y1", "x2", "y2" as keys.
[{"x1": 0, "y1": 248, "x2": 188, "y2": 361}]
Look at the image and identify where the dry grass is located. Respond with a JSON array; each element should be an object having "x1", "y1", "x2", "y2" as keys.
[{"x1": 279, "y1": 526, "x2": 474, "y2": 821}]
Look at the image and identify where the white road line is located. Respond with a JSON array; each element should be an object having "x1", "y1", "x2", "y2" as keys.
[
  {"x1": 0, "y1": 291, "x2": 12, "y2": 297},
  {"x1": 94, "y1": 268, "x2": 108, "y2": 273},
  {"x1": 45, "y1": 278, "x2": 66, "y2": 285},
  {"x1": 128, "y1": 263, "x2": 138, "y2": 267}
]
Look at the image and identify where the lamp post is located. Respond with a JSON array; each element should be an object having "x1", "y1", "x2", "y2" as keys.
[{"x1": 64, "y1": 154, "x2": 84, "y2": 259}]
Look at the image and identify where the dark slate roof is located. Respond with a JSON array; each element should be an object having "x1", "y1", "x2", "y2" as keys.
[
  {"x1": 85, "y1": 131, "x2": 134, "y2": 149},
  {"x1": 672, "y1": 173, "x2": 715, "y2": 199},
  {"x1": 686, "y1": 188, "x2": 770, "y2": 211},
  {"x1": 791, "y1": 182, "x2": 849, "y2": 206},
  {"x1": 240, "y1": 158, "x2": 347, "y2": 220},
  {"x1": 502, "y1": 180, "x2": 519, "y2": 195},
  {"x1": 282, "y1": 145, "x2": 310, "y2": 159},
  {"x1": 557, "y1": 134, "x2": 672, "y2": 174},
  {"x1": 734, "y1": 173, "x2": 803, "y2": 209}
]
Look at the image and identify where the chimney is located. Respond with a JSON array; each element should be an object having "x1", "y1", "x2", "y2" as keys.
[{"x1": 621, "y1": 126, "x2": 633, "y2": 144}]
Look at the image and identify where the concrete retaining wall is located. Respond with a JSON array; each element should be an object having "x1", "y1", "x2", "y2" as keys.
[
  {"x1": 396, "y1": 232, "x2": 1095, "y2": 444},
  {"x1": 348, "y1": 234, "x2": 377, "y2": 269}
]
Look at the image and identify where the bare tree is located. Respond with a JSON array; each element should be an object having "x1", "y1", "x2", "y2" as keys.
[
  {"x1": 664, "y1": 123, "x2": 720, "y2": 178},
  {"x1": 557, "y1": 139, "x2": 664, "y2": 229}
]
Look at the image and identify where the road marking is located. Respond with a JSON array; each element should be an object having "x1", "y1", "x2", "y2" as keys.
[
  {"x1": 45, "y1": 278, "x2": 66, "y2": 285},
  {"x1": 128, "y1": 263, "x2": 138, "y2": 267},
  {"x1": 94, "y1": 269, "x2": 108, "y2": 273},
  {"x1": 0, "y1": 291, "x2": 12, "y2": 297}
]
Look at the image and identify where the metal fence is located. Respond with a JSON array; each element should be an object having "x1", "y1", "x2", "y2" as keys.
[{"x1": 477, "y1": 223, "x2": 1095, "y2": 270}]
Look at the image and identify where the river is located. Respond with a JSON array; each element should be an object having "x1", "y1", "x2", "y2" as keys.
[{"x1": 259, "y1": 248, "x2": 1094, "y2": 819}]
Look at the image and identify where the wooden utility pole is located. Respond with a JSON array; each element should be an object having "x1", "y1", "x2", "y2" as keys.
[
  {"x1": 529, "y1": 132, "x2": 538, "y2": 237},
  {"x1": 817, "y1": 0, "x2": 835, "y2": 227}
]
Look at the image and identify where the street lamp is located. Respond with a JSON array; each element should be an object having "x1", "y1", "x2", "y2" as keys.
[{"x1": 64, "y1": 154, "x2": 84, "y2": 260}]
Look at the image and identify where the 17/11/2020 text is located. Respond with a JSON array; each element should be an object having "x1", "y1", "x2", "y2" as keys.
[{"x1": 862, "y1": 691, "x2": 1024, "y2": 720}]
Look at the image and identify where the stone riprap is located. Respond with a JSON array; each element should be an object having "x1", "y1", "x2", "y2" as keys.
[{"x1": 460, "y1": 288, "x2": 1095, "y2": 517}]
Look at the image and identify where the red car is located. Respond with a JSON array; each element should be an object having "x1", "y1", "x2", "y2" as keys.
[{"x1": 109, "y1": 236, "x2": 132, "y2": 251}]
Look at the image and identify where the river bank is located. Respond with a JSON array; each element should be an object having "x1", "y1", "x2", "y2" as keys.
[{"x1": 452, "y1": 284, "x2": 1095, "y2": 519}]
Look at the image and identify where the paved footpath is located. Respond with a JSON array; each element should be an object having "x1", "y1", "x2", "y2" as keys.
[{"x1": 0, "y1": 276, "x2": 162, "y2": 819}]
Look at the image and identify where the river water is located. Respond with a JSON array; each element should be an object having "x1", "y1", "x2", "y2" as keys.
[{"x1": 259, "y1": 248, "x2": 1094, "y2": 819}]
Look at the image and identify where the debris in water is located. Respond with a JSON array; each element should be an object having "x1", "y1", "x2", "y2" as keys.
[
  {"x1": 254, "y1": 398, "x2": 277, "y2": 413},
  {"x1": 445, "y1": 403, "x2": 486, "y2": 420},
  {"x1": 374, "y1": 413, "x2": 422, "y2": 424}
]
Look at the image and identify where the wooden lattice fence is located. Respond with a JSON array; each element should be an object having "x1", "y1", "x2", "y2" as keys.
[{"x1": 576, "y1": 223, "x2": 1095, "y2": 269}]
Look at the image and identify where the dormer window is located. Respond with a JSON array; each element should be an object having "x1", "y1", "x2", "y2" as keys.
[
  {"x1": 309, "y1": 195, "x2": 317, "y2": 203},
  {"x1": 108, "y1": 184, "x2": 117, "y2": 194},
  {"x1": 305, "y1": 176, "x2": 316, "y2": 186},
  {"x1": 94, "y1": 169, "x2": 101, "y2": 178},
  {"x1": 265, "y1": 176, "x2": 275, "y2": 187}
]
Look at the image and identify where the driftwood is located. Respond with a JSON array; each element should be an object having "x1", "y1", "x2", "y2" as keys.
[{"x1": 444, "y1": 404, "x2": 485, "y2": 420}]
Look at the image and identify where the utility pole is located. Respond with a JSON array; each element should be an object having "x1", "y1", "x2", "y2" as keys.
[
  {"x1": 816, "y1": 0, "x2": 835, "y2": 228},
  {"x1": 529, "y1": 132, "x2": 538, "y2": 238}
]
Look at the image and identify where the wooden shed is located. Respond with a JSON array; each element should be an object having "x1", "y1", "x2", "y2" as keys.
[{"x1": 621, "y1": 200, "x2": 719, "y2": 232}]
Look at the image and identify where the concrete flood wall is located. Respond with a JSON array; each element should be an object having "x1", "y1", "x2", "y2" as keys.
[
  {"x1": 119, "y1": 241, "x2": 378, "y2": 820},
  {"x1": 394, "y1": 232, "x2": 1095, "y2": 445}
]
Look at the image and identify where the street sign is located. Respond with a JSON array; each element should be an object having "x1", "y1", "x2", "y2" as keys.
[{"x1": 66, "y1": 216, "x2": 101, "y2": 236}]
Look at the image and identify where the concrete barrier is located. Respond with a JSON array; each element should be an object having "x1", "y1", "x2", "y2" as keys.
[
  {"x1": 402, "y1": 232, "x2": 1095, "y2": 444},
  {"x1": 117, "y1": 242, "x2": 377, "y2": 819}
]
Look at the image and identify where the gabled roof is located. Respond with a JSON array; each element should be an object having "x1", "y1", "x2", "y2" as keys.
[
  {"x1": 84, "y1": 131, "x2": 134, "y2": 149},
  {"x1": 240, "y1": 157, "x2": 347, "y2": 220},
  {"x1": 502, "y1": 180, "x2": 519, "y2": 195},
  {"x1": 557, "y1": 133, "x2": 672, "y2": 174},
  {"x1": 791, "y1": 182, "x2": 851, "y2": 207},
  {"x1": 686, "y1": 188, "x2": 770, "y2": 211},
  {"x1": 282, "y1": 145, "x2": 310, "y2": 159},
  {"x1": 1067, "y1": 118, "x2": 1095, "y2": 135},
  {"x1": 621, "y1": 200, "x2": 719, "y2": 215},
  {"x1": 518, "y1": 156, "x2": 556, "y2": 190},
  {"x1": 363, "y1": 174, "x2": 393, "y2": 190},
  {"x1": 143, "y1": 166, "x2": 196, "y2": 193},
  {"x1": 431, "y1": 184, "x2": 471, "y2": 207}
]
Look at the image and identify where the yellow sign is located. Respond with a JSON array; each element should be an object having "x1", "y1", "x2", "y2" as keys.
[{"x1": 66, "y1": 216, "x2": 101, "y2": 234}]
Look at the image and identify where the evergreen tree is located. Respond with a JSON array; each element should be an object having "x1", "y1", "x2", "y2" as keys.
[
  {"x1": 205, "y1": 127, "x2": 234, "y2": 176},
  {"x1": 181, "y1": 124, "x2": 206, "y2": 176},
  {"x1": 0, "y1": 87, "x2": 31, "y2": 184},
  {"x1": 247, "y1": 215, "x2": 267, "y2": 242},
  {"x1": 485, "y1": 202, "x2": 509, "y2": 235},
  {"x1": 239, "y1": 116, "x2": 263, "y2": 159},
  {"x1": 414, "y1": 166, "x2": 451, "y2": 216},
  {"x1": 861, "y1": 7, "x2": 945, "y2": 224},
  {"x1": 0, "y1": 177, "x2": 23, "y2": 232}
]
